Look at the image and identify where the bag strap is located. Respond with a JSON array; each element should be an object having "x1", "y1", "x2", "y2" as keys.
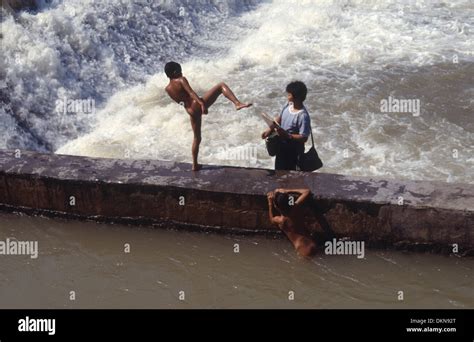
[
  {"x1": 309, "y1": 127, "x2": 315, "y2": 148},
  {"x1": 280, "y1": 103, "x2": 289, "y2": 123}
]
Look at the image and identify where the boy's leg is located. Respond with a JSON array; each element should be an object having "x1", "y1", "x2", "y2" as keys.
[
  {"x1": 190, "y1": 114, "x2": 202, "y2": 171},
  {"x1": 289, "y1": 141, "x2": 304, "y2": 170},
  {"x1": 275, "y1": 143, "x2": 294, "y2": 170},
  {"x1": 202, "y1": 82, "x2": 252, "y2": 111}
]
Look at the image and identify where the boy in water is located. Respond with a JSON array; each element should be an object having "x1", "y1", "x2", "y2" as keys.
[
  {"x1": 267, "y1": 188, "x2": 317, "y2": 257},
  {"x1": 164, "y1": 61, "x2": 252, "y2": 171}
]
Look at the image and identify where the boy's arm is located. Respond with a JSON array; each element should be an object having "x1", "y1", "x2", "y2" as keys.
[
  {"x1": 267, "y1": 191, "x2": 276, "y2": 221},
  {"x1": 288, "y1": 112, "x2": 311, "y2": 143},
  {"x1": 179, "y1": 77, "x2": 207, "y2": 113},
  {"x1": 276, "y1": 129, "x2": 307, "y2": 142},
  {"x1": 267, "y1": 191, "x2": 281, "y2": 224},
  {"x1": 294, "y1": 189, "x2": 311, "y2": 207},
  {"x1": 290, "y1": 133, "x2": 308, "y2": 143}
]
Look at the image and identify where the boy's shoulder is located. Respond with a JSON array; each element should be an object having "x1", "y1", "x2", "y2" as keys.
[
  {"x1": 169, "y1": 76, "x2": 186, "y2": 82},
  {"x1": 168, "y1": 77, "x2": 186, "y2": 88}
]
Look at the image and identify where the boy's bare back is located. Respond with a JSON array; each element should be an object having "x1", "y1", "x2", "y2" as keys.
[{"x1": 276, "y1": 211, "x2": 317, "y2": 257}]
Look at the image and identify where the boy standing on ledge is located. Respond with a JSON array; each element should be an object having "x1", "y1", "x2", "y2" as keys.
[
  {"x1": 164, "y1": 61, "x2": 252, "y2": 171},
  {"x1": 261, "y1": 81, "x2": 311, "y2": 170}
]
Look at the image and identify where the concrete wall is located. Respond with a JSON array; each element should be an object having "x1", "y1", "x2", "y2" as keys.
[{"x1": 0, "y1": 149, "x2": 473, "y2": 254}]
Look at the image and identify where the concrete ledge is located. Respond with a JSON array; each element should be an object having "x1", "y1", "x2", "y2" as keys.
[{"x1": 0, "y1": 149, "x2": 473, "y2": 254}]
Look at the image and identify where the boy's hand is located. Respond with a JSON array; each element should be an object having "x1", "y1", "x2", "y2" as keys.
[
  {"x1": 276, "y1": 127, "x2": 289, "y2": 139},
  {"x1": 267, "y1": 191, "x2": 274, "y2": 202},
  {"x1": 261, "y1": 129, "x2": 271, "y2": 139}
]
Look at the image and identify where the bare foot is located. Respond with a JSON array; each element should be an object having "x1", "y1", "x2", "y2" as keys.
[
  {"x1": 192, "y1": 164, "x2": 202, "y2": 171},
  {"x1": 236, "y1": 102, "x2": 253, "y2": 111}
]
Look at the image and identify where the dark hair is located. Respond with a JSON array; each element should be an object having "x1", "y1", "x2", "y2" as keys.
[
  {"x1": 275, "y1": 192, "x2": 291, "y2": 215},
  {"x1": 286, "y1": 81, "x2": 307, "y2": 102},
  {"x1": 164, "y1": 61, "x2": 182, "y2": 79}
]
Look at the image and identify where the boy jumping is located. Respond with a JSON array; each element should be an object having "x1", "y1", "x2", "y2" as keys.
[{"x1": 164, "y1": 61, "x2": 252, "y2": 171}]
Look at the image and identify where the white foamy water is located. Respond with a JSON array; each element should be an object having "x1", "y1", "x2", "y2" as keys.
[{"x1": 1, "y1": 0, "x2": 473, "y2": 182}]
